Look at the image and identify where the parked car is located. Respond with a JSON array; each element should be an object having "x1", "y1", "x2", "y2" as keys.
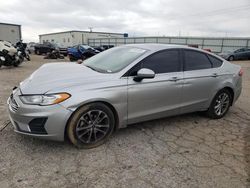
[
  {"x1": 35, "y1": 42, "x2": 67, "y2": 56},
  {"x1": 219, "y1": 48, "x2": 250, "y2": 61},
  {"x1": 94, "y1": 45, "x2": 114, "y2": 52},
  {"x1": 188, "y1": 44, "x2": 212, "y2": 52},
  {"x1": 27, "y1": 42, "x2": 37, "y2": 54},
  {"x1": 67, "y1": 44, "x2": 99, "y2": 61},
  {"x1": 34, "y1": 42, "x2": 56, "y2": 55},
  {"x1": 54, "y1": 43, "x2": 68, "y2": 56},
  {"x1": 8, "y1": 44, "x2": 242, "y2": 148}
]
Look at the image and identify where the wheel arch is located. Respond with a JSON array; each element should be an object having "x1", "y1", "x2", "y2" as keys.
[
  {"x1": 212, "y1": 86, "x2": 234, "y2": 107},
  {"x1": 64, "y1": 100, "x2": 120, "y2": 141},
  {"x1": 228, "y1": 55, "x2": 234, "y2": 61},
  {"x1": 222, "y1": 86, "x2": 234, "y2": 106}
]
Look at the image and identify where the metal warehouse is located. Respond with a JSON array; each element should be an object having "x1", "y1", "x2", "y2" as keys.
[
  {"x1": 0, "y1": 22, "x2": 21, "y2": 44},
  {"x1": 39, "y1": 30, "x2": 127, "y2": 47}
]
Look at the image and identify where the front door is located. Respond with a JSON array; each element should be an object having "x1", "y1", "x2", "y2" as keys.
[{"x1": 126, "y1": 49, "x2": 183, "y2": 124}]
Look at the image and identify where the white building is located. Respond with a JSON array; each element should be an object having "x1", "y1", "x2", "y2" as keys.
[
  {"x1": 39, "y1": 30, "x2": 127, "y2": 47},
  {"x1": 0, "y1": 22, "x2": 21, "y2": 44}
]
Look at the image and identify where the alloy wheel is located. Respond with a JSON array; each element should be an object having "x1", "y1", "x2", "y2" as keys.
[
  {"x1": 75, "y1": 110, "x2": 110, "y2": 144},
  {"x1": 214, "y1": 92, "x2": 230, "y2": 116}
]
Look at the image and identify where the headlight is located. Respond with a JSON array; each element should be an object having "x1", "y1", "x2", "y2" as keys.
[{"x1": 19, "y1": 93, "x2": 71, "y2": 105}]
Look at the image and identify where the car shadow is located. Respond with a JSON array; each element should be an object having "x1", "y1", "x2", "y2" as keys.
[
  {"x1": 14, "y1": 112, "x2": 204, "y2": 150},
  {"x1": 244, "y1": 123, "x2": 250, "y2": 183}
]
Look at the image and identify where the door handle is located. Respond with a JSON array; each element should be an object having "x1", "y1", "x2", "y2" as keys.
[
  {"x1": 169, "y1": 77, "x2": 179, "y2": 81},
  {"x1": 211, "y1": 73, "x2": 218, "y2": 77}
]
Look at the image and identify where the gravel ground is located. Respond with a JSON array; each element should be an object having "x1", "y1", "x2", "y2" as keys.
[{"x1": 0, "y1": 55, "x2": 249, "y2": 188}]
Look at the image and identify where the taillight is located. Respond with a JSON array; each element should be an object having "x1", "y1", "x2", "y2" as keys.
[{"x1": 238, "y1": 68, "x2": 243, "y2": 76}]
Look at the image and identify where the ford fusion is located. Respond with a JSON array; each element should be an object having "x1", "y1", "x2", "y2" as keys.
[{"x1": 8, "y1": 44, "x2": 242, "y2": 148}]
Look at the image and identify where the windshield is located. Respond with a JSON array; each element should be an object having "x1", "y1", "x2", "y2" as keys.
[{"x1": 83, "y1": 46, "x2": 147, "y2": 73}]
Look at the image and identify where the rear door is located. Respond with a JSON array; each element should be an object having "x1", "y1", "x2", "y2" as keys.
[
  {"x1": 181, "y1": 49, "x2": 222, "y2": 113},
  {"x1": 242, "y1": 48, "x2": 250, "y2": 60}
]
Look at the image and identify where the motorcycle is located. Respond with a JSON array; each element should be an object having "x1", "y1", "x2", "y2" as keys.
[
  {"x1": 16, "y1": 41, "x2": 31, "y2": 61},
  {"x1": 0, "y1": 40, "x2": 24, "y2": 68},
  {"x1": 44, "y1": 49, "x2": 64, "y2": 59}
]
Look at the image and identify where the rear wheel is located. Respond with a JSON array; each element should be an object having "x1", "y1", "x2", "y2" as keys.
[
  {"x1": 13, "y1": 63, "x2": 19, "y2": 67},
  {"x1": 67, "y1": 103, "x2": 115, "y2": 149},
  {"x1": 228, "y1": 56, "x2": 234, "y2": 61},
  {"x1": 206, "y1": 89, "x2": 232, "y2": 119}
]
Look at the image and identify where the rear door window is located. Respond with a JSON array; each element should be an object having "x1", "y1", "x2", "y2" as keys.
[
  {"x1": 184, "y1": 50, "x2": 212, "y2": 71},
  {"x1": 207, "y1": 54, "x2": 223, "y2": 68}
]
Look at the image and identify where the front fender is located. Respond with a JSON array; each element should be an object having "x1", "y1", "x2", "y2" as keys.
[{"x1": 59, "y1": 85, "x2": 128, "y2": 129}]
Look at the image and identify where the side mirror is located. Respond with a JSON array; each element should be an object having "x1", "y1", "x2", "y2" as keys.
[{"x1": 134, "y1": 68, "x2": 155, "y2": 82}]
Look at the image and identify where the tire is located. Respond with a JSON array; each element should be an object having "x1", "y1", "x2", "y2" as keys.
[
  {"x1": 37, "y1": 50, "x2": 41, "y2": 55},
  {"x1": 67, "y1": 103, "x2": 115, "y2": 149},
  {"x1": 228, "y1": 56, "x2": 234, "y2": 61},
  {"x1": 68, "y1": 55, "x2": 75, "y2": 62},
  {"x1": 26, "y1": 54, "x2": 31, "y2": 61},
  {"x1": 206, "y1": 89, "x2": 232, "y2": 119},
  {"x1": 13, "y1": 62, "x2": 19, "y2": 67}
]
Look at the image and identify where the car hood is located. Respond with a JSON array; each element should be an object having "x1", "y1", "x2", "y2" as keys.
[
  {"x1": 67, "y1": 47, "x2": 81, "y2": 54},
  {"x1": 20, "y1": 63, "x2": 112, "y2": 94}
]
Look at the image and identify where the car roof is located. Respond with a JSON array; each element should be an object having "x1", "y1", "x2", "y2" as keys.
[
  {"x1": 123, "y1": 43, "x2": 225, "y2": 61},
  {"x1": 124, "y1": 43, "x2": 196, "y2": 51}
]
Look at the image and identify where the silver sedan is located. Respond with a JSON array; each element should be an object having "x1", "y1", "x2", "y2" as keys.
[{"x1": 8, "y1": 44, "x2": 243, "y2": 148}]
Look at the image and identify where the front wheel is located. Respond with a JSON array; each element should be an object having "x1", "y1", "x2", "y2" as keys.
[
  {"x1": 26, "y1": 54, "x2": 31, "y2": 61},
  {"x1": 68, "y1": 55, "x2": 75, "y2": 62},
  {"x1": 67, "y1": 103, "x2": 115, "y2": 149},
  {"x1": 206, "y1": 89, "x2": 232, "y2": 119}
]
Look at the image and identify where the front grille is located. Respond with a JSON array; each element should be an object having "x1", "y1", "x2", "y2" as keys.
[
  {"x1": 9, "y1": 94, "x2": 19, "y2": 112},
  {"x1": 28, "y1": 118, "x2": 48, "y2": 134}
]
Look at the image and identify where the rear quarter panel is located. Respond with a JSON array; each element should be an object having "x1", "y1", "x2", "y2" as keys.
[{"x1": 209, "y1": 61, "x2": 242, "y2": 105}]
